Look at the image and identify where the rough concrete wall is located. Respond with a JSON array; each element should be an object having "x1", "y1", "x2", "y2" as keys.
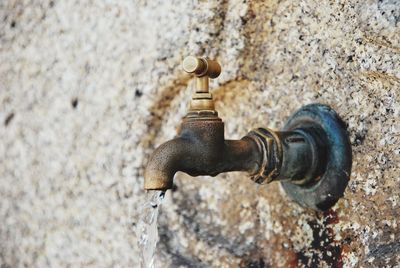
[{"x1": 0, "y1": 0, "x2": 399, "y2": 267}]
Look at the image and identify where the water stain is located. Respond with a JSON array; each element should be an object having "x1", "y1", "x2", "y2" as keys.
[{"x1": 292, "y1": 210, "x2": 343, "y2": 268}]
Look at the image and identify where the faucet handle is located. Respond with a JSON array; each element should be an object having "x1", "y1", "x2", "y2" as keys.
[
  {"x1": 183, "y1": 56, "x2": 221, "y2": 112},
  {"x1": 182, "y1": 56, "x2": 221, "y2": 79}
]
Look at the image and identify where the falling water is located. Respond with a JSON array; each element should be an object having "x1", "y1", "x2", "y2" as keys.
[{"x1": 136, "y1": 190, "x2": 165, "y2": 268}]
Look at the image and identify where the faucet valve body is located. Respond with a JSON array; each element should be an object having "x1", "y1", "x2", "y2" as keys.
[{"x1": 144, "y1": 56, "x2": 352, "y2": 211}]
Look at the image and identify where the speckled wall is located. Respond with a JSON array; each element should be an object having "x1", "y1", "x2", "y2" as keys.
[{"x1": 0, "y1": 0, "x2": 399, "y2": 267}]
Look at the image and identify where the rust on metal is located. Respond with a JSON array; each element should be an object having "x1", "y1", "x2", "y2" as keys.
[{"x1": 144, "y1": 56, "x2": 352, "y2": 211}]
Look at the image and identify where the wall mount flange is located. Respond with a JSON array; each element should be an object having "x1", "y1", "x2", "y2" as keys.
[{"x1": 281, "y1": 104, "x2": 352, "y2": 211}]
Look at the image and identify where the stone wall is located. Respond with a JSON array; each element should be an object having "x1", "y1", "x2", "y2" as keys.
[{"x1": 0, "y1": 0, "x2": 398, "y2": 267}]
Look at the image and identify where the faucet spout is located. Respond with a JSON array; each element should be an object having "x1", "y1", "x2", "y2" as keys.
[{"x1": 144, "y1": 138, "x2": 191, "y2": 190}]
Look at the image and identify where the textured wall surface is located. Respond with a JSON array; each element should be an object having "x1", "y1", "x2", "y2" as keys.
[{"x1": 0, "y1": 0, "x2": 399, "y2": 267}]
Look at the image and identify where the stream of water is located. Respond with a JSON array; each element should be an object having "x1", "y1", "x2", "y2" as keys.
[{"x1": 136, "y1": 190, "x2": 165, "y2": 268}]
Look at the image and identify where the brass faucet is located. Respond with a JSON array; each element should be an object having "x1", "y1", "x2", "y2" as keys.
[{"x1": 144, "y1": 56, "x2": 352, "y2": 211}]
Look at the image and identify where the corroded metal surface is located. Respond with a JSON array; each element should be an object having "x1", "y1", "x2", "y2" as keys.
[
  {"x1": 145, "y1": 61, "x2": 351, "y2": 211},
  {"x1": 144, "y1": 112, "x2": 264, "y2": 190},
  {"x1": 281, "y1": 104, "x2": 352, "y2": 211}
]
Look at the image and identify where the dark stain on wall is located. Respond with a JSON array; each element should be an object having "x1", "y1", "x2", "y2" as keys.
[
  {"x1": 4, "y1": 113, "x2": 14, "y2": 126},
  {"x1": 293, "y1": 210, "x2": 343, "y2": 268},
  {"x1": 367, "y1": 241, "x2": 400, "y2": 267}
]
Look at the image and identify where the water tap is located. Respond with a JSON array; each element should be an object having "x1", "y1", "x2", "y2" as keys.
[{"x1": 144, "y1": 56, "x2": 352, "y2": 210}]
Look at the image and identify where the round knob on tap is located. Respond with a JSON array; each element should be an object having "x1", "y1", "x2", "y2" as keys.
[{"x1": 182, "y1": 56, "x2": 221, "y2": 78}]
